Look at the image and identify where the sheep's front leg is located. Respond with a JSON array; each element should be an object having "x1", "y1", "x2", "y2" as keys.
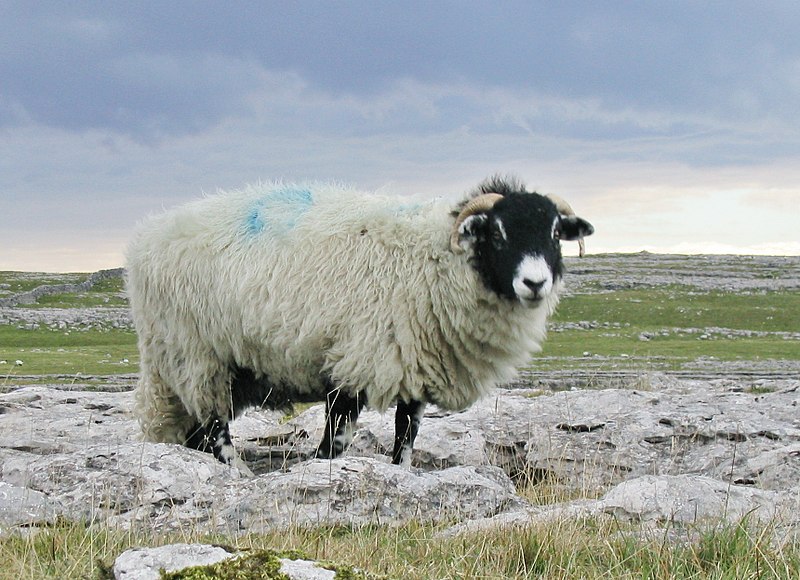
[
  {"x1": 392, "y1": 398, "x2": 426, "y2": 467},
  {"x1": 185, "y1": 417, "x2": 253, "y2": 475},
  {"x1": 315, "y1": 389, "x2": 366, "y2": 459}
]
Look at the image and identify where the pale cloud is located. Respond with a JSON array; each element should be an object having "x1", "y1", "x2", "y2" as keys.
[
  {"x1": 1, "y1": 3, "x2": 799, "y2": 271},
  {"x1": 59, "y1": 16, "x2": 118, "y2": 43},
  {"x1": 2, "y1": 103, "x2": 797, "y2": 273},
  {"x1": 742, "y1": 188, "x2": 800, "y2": 212}
]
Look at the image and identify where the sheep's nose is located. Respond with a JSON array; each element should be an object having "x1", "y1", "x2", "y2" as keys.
[{"x1": 523, "y1": 279, "x2": 546, "y2": 295}]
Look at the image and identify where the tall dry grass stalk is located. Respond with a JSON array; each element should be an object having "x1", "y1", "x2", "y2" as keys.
[{"x1": 2, "y1": 509, "x2": 800, "y2": 579}]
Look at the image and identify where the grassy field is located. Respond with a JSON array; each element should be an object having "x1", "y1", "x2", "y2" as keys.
[
  {"x1": 0, "y1": 325, "x2": 138, "y2": 377},
  {"x1": 2, "y1": 268, "x2": 798, "y2": 379},
  {"x1": 3, "y1": 513, "x2": 798, "y2": 579},
  {"x1": 2, "y1": 262, "x2": 800, "y2": 578},
  {"x1": 0, "y1": 272, "x2": 137, "y2": 377},
  {"x1": 540, "y1": 286, "x2": 800, "y2": 372},
  {"x1": 0, "y1": 271, "x2": 86, "y2": 293}
]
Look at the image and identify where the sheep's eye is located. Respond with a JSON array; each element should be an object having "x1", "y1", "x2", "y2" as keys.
[
  {"x1": 491, "y1": 230, "x2": 507, "y2": 249},
  {"x1": 553, "y1": 229, "x2": 561, "y2": 241}
]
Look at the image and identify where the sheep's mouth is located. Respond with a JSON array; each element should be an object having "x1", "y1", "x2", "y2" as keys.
[{"x1": 519, "y1": 296, "x2": 544, "y2": 307}]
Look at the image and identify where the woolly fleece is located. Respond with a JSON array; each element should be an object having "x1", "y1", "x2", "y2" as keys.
[{"x1": 126, "y1": 183, "x2": 559, "y2": 444}]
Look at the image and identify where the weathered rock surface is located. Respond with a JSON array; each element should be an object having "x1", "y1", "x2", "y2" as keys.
[
  {"x1": 563, "y1": 253, "x2": 800, "y2": 294},
  {"x1": 312, "y1": 375, "x2": 800, "y2": 494},
  {"x1": 114, "y1": 544, "x2": 236, "y2": 580},
  {"x1": 0, "y1": 481, "x2": 65, "y2": 528},
  {"x1": 4, "y1": 380, "x2": 800, "y2": 576},
  {"x1": 2, "y1": 376, "x2": 800, "y2": 540},
  {"x1": 0, "y1": 305, "x2": 132, "y2": 332},
  {"x1": 113, "y1": 543, "x2": 342, "y2": 580},
  {"x1": 441, "y1": 473, "x2": 800, "y2": 539},
  {"x1": 601, "y1": 474, "x2": 795, "y2": 524},
  {"x1": 0, "y1": 268, "x2": 125, "y2": 308},
  {"x1": 3, "y1": 441, "x2": 518, "y2": 534},
  {"x1": 0, "y1": 387, "x2": 520, "y2": 535}
]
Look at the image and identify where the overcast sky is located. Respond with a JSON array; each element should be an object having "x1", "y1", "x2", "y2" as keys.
[{"x1": 2, "y1": 2, "x2": 799, "y2": 272}]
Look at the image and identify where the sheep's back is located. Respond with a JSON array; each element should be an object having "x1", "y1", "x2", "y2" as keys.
[{"x1": 126, "y1": 182, "x2": 556, "y2": 413}]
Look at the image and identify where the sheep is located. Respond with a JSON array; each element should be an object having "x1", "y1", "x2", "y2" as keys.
[{"x1": 126, "y1": 176, "x2": 594, "y2": 470}]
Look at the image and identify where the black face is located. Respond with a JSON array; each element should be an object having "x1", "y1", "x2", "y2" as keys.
[{"x1": 459, "y1": 192, "x2": 593, "y2": 305}]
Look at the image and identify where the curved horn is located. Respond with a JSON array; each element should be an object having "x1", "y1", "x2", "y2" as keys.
[
  {"x1": 450, "y1": 193, "x2": 504, "y2": 253},
  {"x1": 546, "y1": 193, "x2": 587, "y2": 257},
  {"x1": 545, "y1": 193, "x2": 575, "y2": 216}
]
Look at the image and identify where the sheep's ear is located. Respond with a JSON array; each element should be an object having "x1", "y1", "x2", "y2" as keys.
[
  {"x1": 456, "y1": 213, "x2": 490, "y2": 252},
  {"x1": 560, "y1": 216, "x2": 594, "y2": 241}
]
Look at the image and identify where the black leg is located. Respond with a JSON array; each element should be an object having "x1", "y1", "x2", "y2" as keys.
[
  {"x1": 184, "y1": 417, "x2": 238, "y2": 466},
  {"x1": 185, "y1": 421, "x2": 213, "y2": 452},
  {"x1": 392, "y1": 398, "x2": 425, "y2": 466},
  {"x1": 315, "y1": 387, "x2": 366, "y2": 459}
]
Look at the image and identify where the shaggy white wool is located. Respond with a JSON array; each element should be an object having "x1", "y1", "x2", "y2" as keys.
[{"x1": 126, "y1": 183, "x2": 560, "y2": 442}]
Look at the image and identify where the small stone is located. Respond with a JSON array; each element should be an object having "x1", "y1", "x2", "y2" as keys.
[{"x1": 113, "y1": 544, "x2": 235, "y2": 580}]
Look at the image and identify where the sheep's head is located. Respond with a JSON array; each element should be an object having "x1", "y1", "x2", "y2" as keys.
[{"x1": 451, "y1": 180, "x2": 593, "y2": 306}]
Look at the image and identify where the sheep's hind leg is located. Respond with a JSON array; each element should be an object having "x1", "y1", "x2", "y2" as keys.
[
  {"x1": 315, "y1": 387, "x2": 366, "y2": 459},
  {"x1": 392, "y1": 398, "x2": 426, "y2": 467},
  {"x1": 185, "y1": 417, "x2": 253, "y2": 475}
]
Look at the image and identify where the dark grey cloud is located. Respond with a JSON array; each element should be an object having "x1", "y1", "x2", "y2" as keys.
[
  {"x1": 3, "y1": 1, "x2": 800, "y2": 143},
  {"x1": 1, "y1": 5, "x2": 260, "y2": 135}
]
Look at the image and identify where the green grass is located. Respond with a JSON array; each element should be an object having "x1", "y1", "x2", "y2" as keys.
[
  {"x1": 1, "y1": 272, "x2": 127, "y2": 308},
  {"x1": 0, "y1": 326, "x2": 134, "y2": 349},
  {"x1": 543, "y1": 330, "x2": 799, "y2": 363},
  {"x1": 0, "y1": 346, "x2": 138, "y2": 377},
  {"x1": 537, "y1": 287, "x2": 800, "y2": 371},
  {"x1": 31, "y1": 276, "x2": 128, "y2": 308},
  {"x1": 0, "y1": 272, "x2": 87, "y2": 294},
  {"x1": 0, "y1": 326, "x2": 138, "y2": 376},
  {"x1": 0, "y1": 270, "x2": 135, "y2": 376},
  {"x1": 2, "y1": 516, "x2": 798, "y2": 579},
  {"x1": 3, "y1": 272, "x2": 799, "y2": 378},
  {"x1": 31, "y1": 292, "x2": 128, "y2": 309},
  {"x1": 553, "y1": 288, "x2": 800, "y2": 333}
]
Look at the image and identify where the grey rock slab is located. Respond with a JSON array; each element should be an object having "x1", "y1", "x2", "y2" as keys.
[
  {"x1": 0, "y1": 386, "x2": 138, "y2": 455},
  {"x1": 441, "y1": 474, "x2": 800, "y2": 538},
  {"x1": 439, "y1": 499, "x2": 603, "y2": 538},
  {"x1": 729, "y1": 442, "x2": 800, "y2": 489},
  {"x1": 4, "y1": 378, "x2": 800, "y2": 536},
  {"x1": 562, "y1": 254, "x2": 800, "y2": 293},
  {"x1": 113, "y1": 543, "x2": 339, "y2": 580},
  {"x1": 0, "y1": 305, "x2": 132, "y2": 330},
  {"x1": 602, "y1": 474, "x2": 795, "y2": 525},
  {"x1": 113, "y1": 543, "x2": 235, "y2": 580},
  {"x1": 277, "y1": 558, "x2": 337, "y2": 579},
  {"x1": 0, "y1": 481, "x2": 65, "y2": 530},
  {"x1": 211, "y1": 457, "x2": 522, "y2": 534},
  {"x1": 297, "y1": 382, "x2": 800, "y2": 493},
  {"x1": 233, "y1": 408, "x2": 313, "y2": 473},
  {"x1": 2, "y1": 441, "x2": 245, "y2": 529},
  {"x1": 1, "y1": 418, "x2": 520, "y2": 534}
]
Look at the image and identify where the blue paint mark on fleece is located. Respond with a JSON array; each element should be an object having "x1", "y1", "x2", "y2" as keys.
[
  {"x1": 245, "y1": 187, "x2": 314, "y2": 236},
  {"x1": 393, "y1": 202, "x2": 423, "y2": 215}
]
